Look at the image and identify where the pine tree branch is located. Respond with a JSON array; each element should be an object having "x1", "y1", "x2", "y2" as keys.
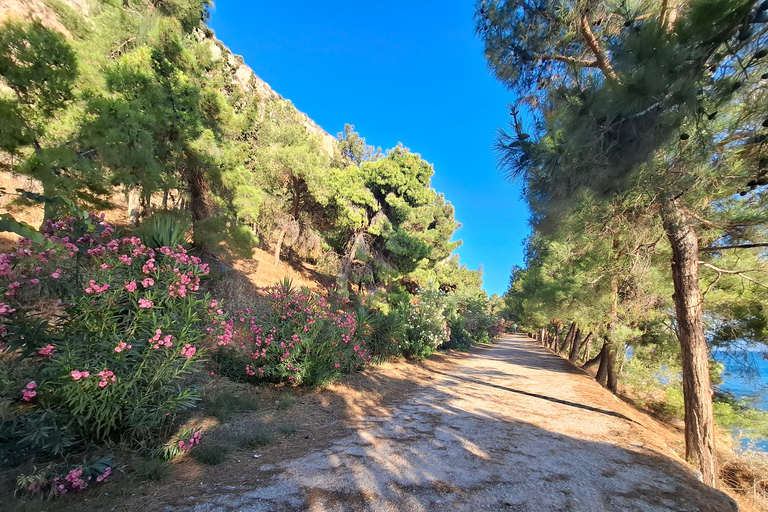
[
  {"x1": 539, "y1": 54, "x2": 600, "y2": 67},
  {"x1": 698, "y1": 261, "x2": 768, "y2": 289},
  {"x1": 660, "y1": 0, "x2": 669, "y2": 28},
  {"x1": 699, "y1": 243, "x2": 768, "y2": 252},
  {"x1": 578, "y1": 14, "x2": 621, "y2": 84}
]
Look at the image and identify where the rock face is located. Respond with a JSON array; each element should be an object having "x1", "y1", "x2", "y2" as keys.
[
  {"x1": 0, "y1": 0, "x2": 338, "y2": 156},
  {"x1": 208, "y1": 38, "x2": 338, "y2": 155}
]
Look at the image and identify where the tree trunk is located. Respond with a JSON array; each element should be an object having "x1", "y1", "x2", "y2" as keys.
[
  {"x1": 595, "y1": 342, "x2": 611, "y2": 386},
  {"x1": 606, "y1": 343, "x2": 618, "y2": 393},
  {"x1": 339, "y1": 229, "x2": 365, "y2": 286},
  {"x1": 561, "y1": 322, "x2": 576, "y2": 353},
  {"x1": 580, "y1": 332, "x2": 593, "y2": 362},
  {"x1": 569, "y1": 329, "x2": 583, "y2": 362},
  {"x1": 187, "y1": 165, "x2": 211, "y2": 222},
  {"x1": 126, "y1": 188, "x2": 141, "y2": 226},
  {"x1": 583, "y1": 342, "x2": 603, "y2": 373},
  {"x1": 662, "y1": 201, "x2": 717, "y2": 487},
  {"x1": 274, "y1": 224, "x2": 288, "y2": 267}
]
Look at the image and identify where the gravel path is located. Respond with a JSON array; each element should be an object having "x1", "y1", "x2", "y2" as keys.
[{"x1": 172, "y1": 334, "x2": 738, "y2": 512}]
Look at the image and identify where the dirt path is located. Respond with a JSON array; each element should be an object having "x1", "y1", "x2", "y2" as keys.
[{"x1": 150, "y1": 334, "x2": 737, "y2": 512}]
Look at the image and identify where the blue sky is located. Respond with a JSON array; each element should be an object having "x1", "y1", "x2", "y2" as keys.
[{"x1": 208, "y1": 1, "x2": 528, "y2": 296}]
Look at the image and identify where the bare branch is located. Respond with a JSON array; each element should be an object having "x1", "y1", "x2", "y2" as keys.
[
  {"x1": 699, "y1": 243, "x2": 768, "y2": 252},
  {"x1": 539, "y1": 54, "x2": 600, "y2": 67},
  {"x1": 698, "y1": 261, "x2": 768, "y2": 289}
]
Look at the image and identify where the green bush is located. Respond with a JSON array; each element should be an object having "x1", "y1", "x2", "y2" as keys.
[
  {"x1": 0, "y1": 214, "x2": 222, "y2": 454},
  {"x1": 136, "y1": 211, "x2": 191, "y2": 249},
  {"x1": 401, "y1": 288, "x2": 449, "y2": 359},
  {"x1": 354, "y1": 306, "x2": 405, "y2": 363}
]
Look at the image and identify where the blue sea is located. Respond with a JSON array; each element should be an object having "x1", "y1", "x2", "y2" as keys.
[{"x1": 712, "y1": 346, "x2": 768, "y2": 452}]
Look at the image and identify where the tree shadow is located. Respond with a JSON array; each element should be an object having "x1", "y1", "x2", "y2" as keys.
[{"x1": 156, "y1": 335, "x2": 738, "y2": 512}]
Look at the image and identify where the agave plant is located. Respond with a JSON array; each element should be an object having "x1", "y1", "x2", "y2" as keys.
[{"x1": 137, "y1": 214, "x2": 191, "y2": 249}]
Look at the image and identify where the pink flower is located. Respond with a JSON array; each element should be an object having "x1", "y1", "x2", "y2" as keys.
[
  {"x1": 95, "y1": 467, "x2": 111, "y2": 483},
  {"x1": 98, "y1": 369, "x2": 116, "y2": 388},
  {"x1": 114, "y1": 340, "x2": 132, "y2": 353},
  {"x1": 125, "y1": 281, "x2": 137, "y2": 292},
  {"x1": 38, "y1": 344, "x2": 55, "y2": 356},
  {"x1": 138, "y1": 298, "x2": 154, "y2": 309},
  {"x1": 51, "y1": 269, "x2": 62, "y2": 279},
  {"x1": 65, "y1": 467, "x2": 83, "y2": 483},
  {"x1": 29, "y1": 278, "x2": 39, "y2": 285},
  {"x1": 70, "y1": 370, "x2": 90, "y2": 381},
  {"x1": 142, "y1": 277, "x2": 154, "y2": 287},
  {"x1": 22, "y1": 381, "x2": 37, "y2": 401},
  {"x1": 180, "y1": 344, "x2": 196, "y2": 359}
]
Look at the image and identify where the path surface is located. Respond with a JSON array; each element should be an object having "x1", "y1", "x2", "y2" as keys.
[{"x1": 172, "y1": 334, "x2": 738, "y2": 512}]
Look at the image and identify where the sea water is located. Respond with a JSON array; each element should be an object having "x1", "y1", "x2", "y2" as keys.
[{"x1": 712, "y1": 346, "x2": 768, "y2": 452}]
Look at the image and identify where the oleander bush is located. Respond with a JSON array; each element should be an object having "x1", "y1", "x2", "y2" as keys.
[
  {"x1": 401, "y1": 288, "x2": 450, "y2": 359},
  {"x1": 214, "y1": 280, "x2": 371, "y2": 387},
  {"x1": 0, "y1": 214, "x2": 222, "y2": 454}
]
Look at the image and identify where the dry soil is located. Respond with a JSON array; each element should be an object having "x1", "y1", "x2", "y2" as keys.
[{"x1": 124, "y1": 334, "x2": 741, "y2": 512}]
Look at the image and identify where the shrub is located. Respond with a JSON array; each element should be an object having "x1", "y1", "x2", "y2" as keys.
[
  {"x1": 401, "y1": 288, "x2": 449, "y2": 359},
  {"x1": 136, "y1": 211, "x2": 191, "y2": 249},
  {"x1": 0, "y1": 214, "x2": 221, "y2": 454},
  {"x1": 443, "y1": 292, "x2": 504, "y2": 350},
  {"x1": 354, "y1": 306, "x2": 405, "y2": 363},
  {"x1": 214, "y1": 283, "x2": 370, "y2": 387}
]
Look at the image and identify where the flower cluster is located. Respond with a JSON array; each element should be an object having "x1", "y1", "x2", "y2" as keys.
[
  {"x1": 22, "y1": 381, "x2": 37, "y2": 401},
  {"x1": 19, "y1": 462, "x2": 112, "y2": 498},
  {"x1": 150, "y1": 329, "x2": 174, "y2": 349},
  {"x1": 97, "y1": 369, "x2": 116, "y2": 388},
  {"x1": 178, "y1": 430, "x2": 202, "y2": 451},
  {"x1": 114, "y1": 340, "x2": 131, "y2": 353},
  {"x1": 215, "y1": 284, "x2": 369, "y2": 386},
  {"x1": 70, "y1": 370, "x2": 91, "y2": 381}
]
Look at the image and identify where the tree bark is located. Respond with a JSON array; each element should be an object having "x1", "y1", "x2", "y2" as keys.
[
  {"x1": 578, "y1": 13, "x2": 621, "y2": 84},
  {"x1": 606, "y1": 343, "x2": 618, "y2": 393},
  {"x1": 274, "y1": 224, "x2": 288, "y2": 267},
  {"x1": 569, "y1": 329, "x2": 583, "y2": 362},
  {"x1": 662, "y1": 200, "x2": 717, "y2": 487},
  {"x1": 126, "y1": 187, "x2": 141, "y2": 226},
  {"x1": 583, "y1": 342, "x2": 603, "y2": 373},
  {"x1": 579, "y1": 332, "x2": 593, "y2": 362},
  {"x1": 595, "y1": 342, "x2": 611, "y2": 386},
  {"x1": 561, "y1": 321, "x2": 576, "y2": 353}
]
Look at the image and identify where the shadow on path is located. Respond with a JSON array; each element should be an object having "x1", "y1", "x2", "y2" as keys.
[{"x1": 428, "y1": 368, "x2": 639, "y2": 425}]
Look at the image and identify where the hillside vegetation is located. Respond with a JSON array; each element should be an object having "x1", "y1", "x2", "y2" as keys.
[{"x1": 0, "y1": 0, "x2": 504, "y2": 504}]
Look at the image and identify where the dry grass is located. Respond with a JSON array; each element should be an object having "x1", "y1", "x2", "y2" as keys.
[{"x1": 720, "y1": 450, "x2": 768, "y2": 512}]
